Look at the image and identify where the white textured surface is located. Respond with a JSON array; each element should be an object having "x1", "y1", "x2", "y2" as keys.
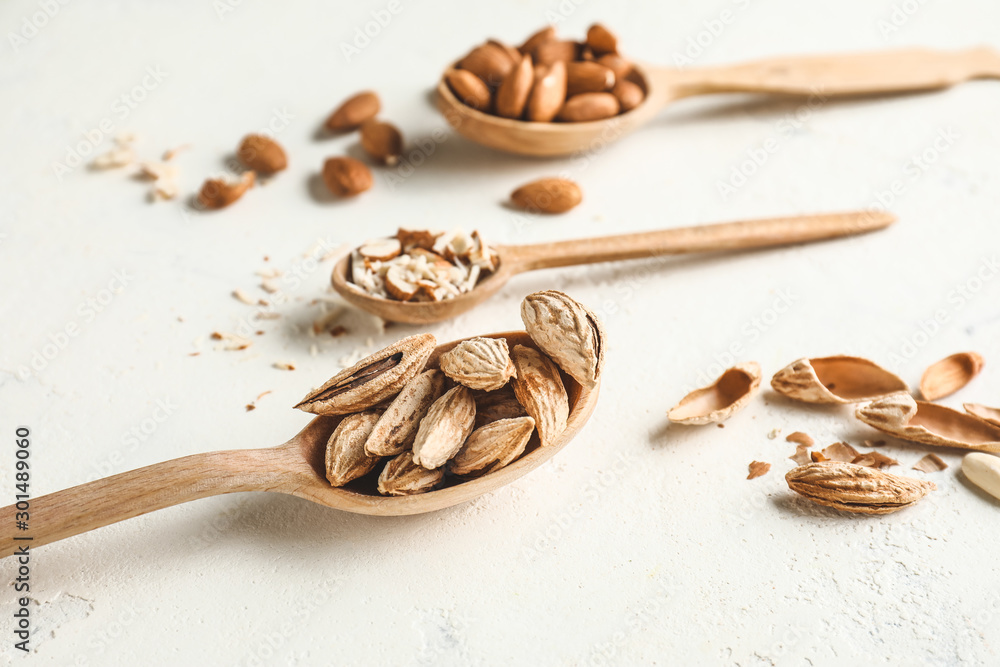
[{"x1": 2, "y1": 1, "x2": 1000, "y2": 665}]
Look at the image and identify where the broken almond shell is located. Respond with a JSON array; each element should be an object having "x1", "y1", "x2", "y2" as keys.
[
  {"x1": 919, "y1": 352, "x2": 984, "y2": 401},
  {"x1": 668, "y1": 362, "x2": 761, "y2": 425},
  {"x1": 771, "y1": 356, "x2": 907, "y2": 404},
  {"x1": 965, "y1": 403, "x2": 1000, "y2": 428},
  {"x1": 856, "y1": 392, "x2": 1000, "y2": 453}
]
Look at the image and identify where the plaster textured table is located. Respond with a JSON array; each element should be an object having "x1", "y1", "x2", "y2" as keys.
[{"x1": 2, "y1": 1, "x2": 999, "y2": 665}]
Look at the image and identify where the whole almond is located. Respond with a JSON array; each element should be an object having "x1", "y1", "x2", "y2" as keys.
[
  {"x1": 519, "y1": 26, "x2": 556, "y2": 56},
  {"x1": 325, "y1": 411, "x2": 382, "y2": 487},
  {"x1": 378, "y1": 451, "x2": 444, "y2": 496},
  {"x1": 785, "y1": 461, "x2": 936, "y2": 514},
  {"x1": 412, "y1": 385, "x2": 477, "y2": 469},
  {"x1": 445, "y1": 69, "x2": 493, "y2": 111},
  {"x1": 295, "y1": 333, "x2": 436, "y2": 415},
  {"x1": 197, "y1": 171, "x2": 255, "y2": 209},
  {"x1": 597, "y1": 54, "x2": 633, "y2": 80},
  {"x1": 495, "y1": 54, "x2": 534, "y2": 119},
  {"x1": 474, "y1": 388, "x2": 528, "y2": 428},
  {"x1": 322, "y1": 156, "x2": 373, "y2": 197},
  {"x1": 487, "y1": 39, "x2": 522, "y2": 66},
  {"x1": 586, "y1": 23, "x2": 618, "y2": 56},
  {"x1": 237, "y1": 134, "x2": 287, "y2": 174},
  {"x1": 521, "y1": 290, "x2": 605, "y2": 388},
  {"x1": 360, "y1": 119, "x2": 403, "y2": 166},
  {"x1": 458, "y1": 43, "x2": 515, "y2": 88},
  {"x1": 526, "y1": 61, "x2": 567, "y2": 122},
  {"x1": 364, "y1": 369, "x2": 446, "y2": 456},
  {"x1": 534, "y1": 40, "x2": 580, "y2": 66},
  {"x1": 326, "y1": 91, "x2": 380, "y2": 132},
  {"x1": 439, "y1": 337, "x2": 517, "y2": 391},
  {"x1": 566, "y1": 62, "x2": 616, "y2": 97},
  {"x1": 448, "y1": 416, "x2": 536, "y2": 477},
  {"x1": 611, "y1": 79, "x2": 644, "y2": 112},
  {"x1": 558, "y1": 93, "x2": 620, "y2": 122},
  {"x1": 510, "y1": 178, "x2": 582, "y2": 214},
  {"x1": 511, "y1": 345, "x2": 569, "y2": 448}
]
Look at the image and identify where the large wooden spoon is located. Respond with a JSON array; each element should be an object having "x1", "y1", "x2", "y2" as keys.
[
  {"x1": 0, "y1": 332, "x2": 596, "y2": 558},
  {"x1": 332, "y1": 210, "x2": 895, "y2": 324},
  {"x1": 437, "y1": 47, "x2": 1000, "y2": 156}
]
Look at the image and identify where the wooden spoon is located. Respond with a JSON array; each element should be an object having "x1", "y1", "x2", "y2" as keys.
[
  {"x1": 0, "y1": 332, "x2": 596, "y2": 558},
  {"x1": 332, "y1": 210, "x2": 895, "y2": 324},
  {"x1": 437, "y1": 47, "x2": 1000, "y2": 156}
]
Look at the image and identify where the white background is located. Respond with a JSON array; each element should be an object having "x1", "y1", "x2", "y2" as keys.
[{"x1": 2, "y1": 0, "x2": 1000, "y2": 665}]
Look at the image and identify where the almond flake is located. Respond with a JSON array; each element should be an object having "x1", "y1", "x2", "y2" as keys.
[
  {"x1": 274, "y1": 361, "x2": 296, "y2": 371},
  {"x1": 233, "y1": 288, "x2": 256, "y2": 305}
]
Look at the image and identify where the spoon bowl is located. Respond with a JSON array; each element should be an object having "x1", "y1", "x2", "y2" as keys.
[
  {"x1": 437, "y1": 47, "x2": 1000, "y2": 157},
  {"x1": 0, "y1": 332, "x2": 598, "y2": 558},
  {"x1": 332, "y1": 210, "x2": 897, "y2": 324}
]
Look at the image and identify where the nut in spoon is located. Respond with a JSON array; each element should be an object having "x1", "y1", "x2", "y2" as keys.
[
  {"x1": 0, "y1": 332, "x2": 595, "y2": 558},
  {"x1": 437, "y1": 47, "x2": 1000, "y2": 156},
  {"x1": 332, "y1": 210, "x2": 896, "y2": 324}
]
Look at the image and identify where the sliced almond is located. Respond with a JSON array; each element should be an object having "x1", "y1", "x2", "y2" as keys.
[
  {"x1": 771, "y1": 356, "x2": 907, "y2": 404},
  {"x1": 856, "y1": 392, "x2": 1000, "y2": 453},
  {"x1": 495, "y1": 54, "x2": 534, "y2": 119},
  {"x1": 397, "y1": 228, "x2": 440, "y2": 251},
  {"x1": 913, "y1": 453, "x2": 948, "y2": 473},
  {"x1": 445, "y1": 69, "x2": 493, "y2": 111},
  {"x1": 961, "y1": 452, "x2": 1000, "y2": 500},
  {"x1": 557, "y1": 92, "x2": 620, "y2": 122},
  {"x1": 365, "y1": 369, "x2": 446, "y2": 456},
  {"x1": 919, "y1": 352, "x2": 984, "y2": 401},
  {"x1": 326, "y1": 91, "x2": 380, "y2": 132},
  {"x1": 458, "y1": 42, "x2": 515, "y2": 88},
  {"x1": 586, "y1": 23, "x2": 618, "y2": 56},
  {"x1": 566, "y1": 62, "x2": 616, "y2": 97},
  {"x1": 384, "y1": 266, "x2": 420, "y2": 301},
  {"x1": 198, "y1": 171, "x2": 255, "y2": 209},
  {"x1": 510, "y1": 178, "x2": 582, "y2": 214},
  {"x1": 360, "y1": 119, "x2": 403, "y2": 166},
  {"x1": 526, "y1": 61, "x2": 567, "y2": 122},
  {"x1": 965, "y1": 403, "x2": 1000, "y2": 428},
  {"x1": 611, "y1": 79, "x2": 644, "y2": 112},
  {"x1": 668, "y1": 362, "x2": 761, "y2": 425},
  {"x1": 448, "y1": 416, "x2": 535, "y2": 477},
  {"x1": 359, "y1": 238, "x2": 402, "y2": 261}
]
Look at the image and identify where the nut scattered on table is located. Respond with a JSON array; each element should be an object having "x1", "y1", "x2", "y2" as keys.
[
  {"x1": 197, "y1": 171, "x2": 255, "y2": 209},
  {"x1": 322, "y1": 156, "x2": 373, "y2": 196},
  {"x1": 785, "y1": 461, "x2": 936, "y2": 515},
  {"x1": 326, "y1": 90, "x2": 381, "y2": 132},
  {"x1": 510, "y1": 178, "x2": 582, "y2": 214}
]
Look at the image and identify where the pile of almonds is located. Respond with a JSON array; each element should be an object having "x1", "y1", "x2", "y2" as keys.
[
  {"x1": 349, "y1": 227, "x2": 498, "y2": 302},
  {"x1": 293, "y1": 291, "x2": 604, "y2": 495},
  {"x1": 668, "y1": 351, "x2": 1000, "y2": 514},
  {"x1": 445, "y1": 23, "x2": 645, "y2": 122},
  {"x1": 321, "y1": 91, "x2": 403, "y2": 197}
]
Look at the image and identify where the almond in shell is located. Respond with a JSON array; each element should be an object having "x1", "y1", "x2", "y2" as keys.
[
  {"x1": 521, "y1": 290, "x2": 604, "y2": 387},
  {"x1": 785, "y1": 461, "x2": 935, "y2": 514},
  {"x1": 439, "y1": 337, "x2": 517, "y2": 391},
  {"x1": 325, "y1": 411, "x2": 382, "y2": 486},
  {"x1": 510, "y1": 345, "x2": 569, "y2": 448},
  {"x1": 295, "y1": 333, "x2": 436, "y2": 415},
  {"x1": 474, "y1": 387, "x2": 528, "y2": 428},
  {"x1": 412, "y1": 385, "x2": 477, "y2": 469},
  {"x1": 448, "y1": 416, "x2": 536, "y2": 477},
  {"x1": 364, "y1": 369, "x2": 446, "y2": 456},
  {"x1": 378, "y1": 451, "x2": 444, "y2": 496}
]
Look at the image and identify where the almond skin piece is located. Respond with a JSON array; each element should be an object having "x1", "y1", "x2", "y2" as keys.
[
  {"x1": 495, "y1": 54, "x2": 534, "y2": 119},
  {"x1": 445, "y1": 69, "x2": 493, "y2": 111},
  {"x1": 360, "y1": 119, "x2": 403, "y2": 166},
  {"x1": 197, "y1": 171, "x2": 255, "y2": 209},
  {"x1": 326, "y1": 91, "x2": 380, "y2": 132},
  {"x1": 586, "y1": 23, "x2": 618, "y2": 56},
  {"x1": 558, "y1": 92, "x2": 620, "y2": 122},
  {"x1": 526, "y1": 61, "x2": 567, "y2": 122},
  {"x1": 510, "y1": 178, "x2": 582, "y2": 214},
  {"x1": 534, "y1": 40, "x2": 580, "y2": 66},
  {"x1": 519, "y1": 26, "x2": 556, "y2": 56},
  {"x1": 566, "y1": 62, "x2": 616, "y2": 97},
  {"x1": 322, "y1": 156, "x2": 373, "y2": 196},
  {"x1": 237, "y1": 135, "x2": 287, "y2": 174},
  {"x1": 611, "y1": 79, "x2": 644, "y2": 112},
  {"x1": 458, "y1": 42, "x2": 515, "y2": 88}
]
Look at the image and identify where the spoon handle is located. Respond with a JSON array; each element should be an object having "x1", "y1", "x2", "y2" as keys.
[
  {"x1": 0, "y1": 447, "x2": 295, "y2": 557},
  {"x1": 661, "y1": 47, "x2": 1000, "y2": 99},
  {"x1": 505, "y1": 210, "x2": 894, "y2": 271}
]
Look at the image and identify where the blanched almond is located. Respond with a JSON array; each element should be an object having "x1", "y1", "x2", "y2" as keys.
[
  {"x1": 326, "y1": 91, "x2": 380, "y2": 132},
  {"x1": 566, "y1": 62, "x2": 616, "y2": 97},
  {"x1": 445, "y1": 69, "x2": 493, "y2": 110},
  {"x1": 322, "y1": 156, "x2": 373, "y2": 197},
  {"x1": 360, "y1": 119, "x2": 403, "y2": 166},
  {"x1": 557, "y1": 93, "x2": 620, "y2": 122},
  {"x1": 495, "y1": 54, "x2": 534, "y2": 119}
]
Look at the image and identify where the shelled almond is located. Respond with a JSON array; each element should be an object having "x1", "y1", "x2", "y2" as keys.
[{"x1": 445, "y1": 23, "x2": 644, "y2": 122}]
